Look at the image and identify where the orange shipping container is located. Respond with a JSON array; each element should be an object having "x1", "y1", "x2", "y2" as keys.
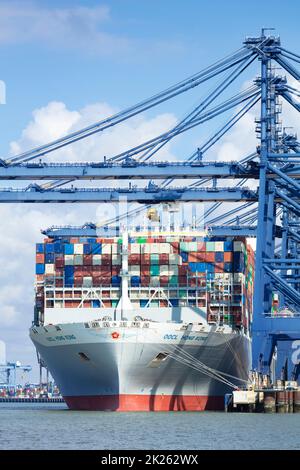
[
  {"x1": 224, "y1": 252, "x2": 233, "y2": 262},
  {"x1": 36, "y1": 253, "x2": 44, "y2": 263}
]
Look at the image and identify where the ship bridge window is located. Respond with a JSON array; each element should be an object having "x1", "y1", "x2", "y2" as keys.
[
  {"x1": 78, "y1": 352, "x2": 90, "y2": 362},
  {"x1": 148, "y1": 352, "x2": 169, "y2": 368}
]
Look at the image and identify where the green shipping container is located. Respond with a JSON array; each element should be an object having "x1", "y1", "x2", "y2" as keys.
[
  {"x1": 206, "y1": 241, "x2": 215, "y2": 251},
  {"x1": 137, "y1": 237, "x2": 147, "y2": 244},
  {"x1": 150, "y1": 254, "x2": 159, "y2": 264},
  {"x1": 169, "y1": 275, "x2": 178, "y2": 285},
  {"x1": 150, "y1": 265, "x2": 160, "y2": 276},
  {"x1": 111, "y1": 300, "x2": 118, "y2": 307}
]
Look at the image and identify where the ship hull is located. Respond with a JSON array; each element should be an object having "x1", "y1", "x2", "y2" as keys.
[{"x1": 30, "y1": 320, "x2": 251, "y2": 411}]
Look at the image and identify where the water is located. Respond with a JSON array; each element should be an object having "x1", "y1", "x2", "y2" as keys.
[{"x1": 0, "y1": 403, "x2": 300, "y2": 450}]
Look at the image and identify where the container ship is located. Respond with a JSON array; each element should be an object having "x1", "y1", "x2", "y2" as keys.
[{"x1": 30, "y1": 228, "x2": 254, "y2": 411}]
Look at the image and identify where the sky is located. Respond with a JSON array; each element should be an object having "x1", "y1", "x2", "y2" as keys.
[{"x1": 0, "y1": 0, "x2": 299, "y2": 383}]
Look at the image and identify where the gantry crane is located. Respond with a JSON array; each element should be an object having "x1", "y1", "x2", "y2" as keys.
[{"x1": 1, "y1": 29, "x2": 300, "y2": 378}]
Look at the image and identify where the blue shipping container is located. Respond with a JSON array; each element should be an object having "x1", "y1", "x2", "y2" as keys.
[
  {"x1": 224, "y1": 262, "x2": 233, "y2": 272},
  {"x1": 45, "y1": 243, "x2": 54, "y2": 254},
  {"x1": 36, "y1": 264, "x2": 45, "y2": 275},
  {"x1": 64, "y1": 244, "x2": 74, "y2": 255},
  {"x1": 92, "y1": 243, "x2": 102, "y2": 254},
  {"x1": 131, "y1": 276, "x2": 141, "y2": 286},
  {"x1": 92, "y1": 300, "x2": 101, "y2": 308},
  {"x1": 170, "y1": 299, "x2": 179, "y2": 307},
  {"x1": 54, "y1": 242, "x2": 63, "y2": 253},
  {"x1": 45, "y1": 253, "x2": 54, "y2": 264},
  {"x1": 36, "y1": 243, "x2": 44, "y2": 254},
  {"x1": 180, "y1": 252, "x2": 188, "y2": 263},
  {"x1": 224, "y1": 241, "x2": 233, "y2": 251},
  {"x1": 215, "y1": 252, "x2": 224, "y2": 263},
  {"x1": 197, "y1": 262, "x2": 206, "y2": 272}
]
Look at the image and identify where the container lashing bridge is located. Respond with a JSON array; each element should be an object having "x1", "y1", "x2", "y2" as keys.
[{"x1": 2, "y1": 28, "x2": 300, "y2": 380}]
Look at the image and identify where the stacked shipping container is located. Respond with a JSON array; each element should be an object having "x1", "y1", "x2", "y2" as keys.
[{"x1": 35, "y1": 234, "x2": 255, "y2": 330}]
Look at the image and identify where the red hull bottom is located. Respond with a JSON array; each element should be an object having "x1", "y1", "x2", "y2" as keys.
[{"x1": 64, "y1": 394, "x2": 224, "y2": 411}]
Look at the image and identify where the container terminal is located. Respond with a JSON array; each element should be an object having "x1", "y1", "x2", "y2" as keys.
[{"x1": 2, "y1": 29, "x2": 300, "y2": 411}]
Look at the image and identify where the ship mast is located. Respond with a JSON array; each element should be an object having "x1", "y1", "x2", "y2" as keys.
[{"x1": 116, "y1": 228, "x2": 132, "y2": 319}]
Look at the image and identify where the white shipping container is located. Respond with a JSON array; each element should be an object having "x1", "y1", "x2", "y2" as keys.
[
  {"x1": 150, "y1": 244, "x2": 160, "y2": 254},
  {"x1": 188, "y1": 242, "x2": 198, "y2": 252},
  {"x1": 83, "y1": 276, "x2": 93, "y2": 287},
  {"x1": 169, "y1": 254, "x2": 180, "y2": 265},
  {"x1": 130, "y1": 243, "x2": 140, "y2": 254},
  {"x1": 215, "y1": 241, "x2": 224, "y2": 251},
  {"x1": 111, "y1": 244, "x2": 118, "y2": 254},
  {"x1": 74, "y1": 243, "x2": 83, "y2": 255},
  {"x1": 64, "y1": 255, "x2": 74, "y2": 266},
  {"x1": 150, "y1": 276, "x2": 160, "y2": 287},
  {"x1": 159, "y1": 265, "x2": 169, "y2": 275},
  {"x1": 54, "y1": 301, "x2": 63, "y2": 308},
  {"x1": 159, "y1": 243, "x2": 171, "y2": 254},
  {"x1": 102, "y1": 244, "x2": 111, "y2": 254},
  {"x1": 92, "y1": 255, "x2": 102, "y2": 265},
  {"x1": 234, "y1": 241, "x2": 245, "y2": 252},
  {"x1": 141, "y1": 244, "x2": 151, "y2": 254},
  {"x1": 74, "y1": 255, "x2": 83, "y2": 265},
  {"x1": 129, "y1": 265, "x2": 140, "y2": 275},
  {"x1": 45, "y1": 264, "x2": 55, "y2": 274},
  {"x1": 112, "y1": 255, "x2": 121, "y2": 265},
  {"x1": 169, "y1": 265, "x2": 178, "y2": 276}
]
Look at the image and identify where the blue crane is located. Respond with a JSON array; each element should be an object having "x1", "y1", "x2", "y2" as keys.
[{"x1": 1, "y1": 29, "x2": 300, "y2": 379}]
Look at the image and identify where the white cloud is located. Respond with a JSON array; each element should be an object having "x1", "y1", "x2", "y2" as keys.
[{"x1": 10, "y1": 100, "x2": 178, "y2": 163}]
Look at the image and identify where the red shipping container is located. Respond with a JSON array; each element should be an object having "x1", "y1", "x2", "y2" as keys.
[
  {"x1": 70, "y1": 238, "x2": 79, "y2": 243},
  {"x1": 36, "y1": 274, "x2": 44, "y2": 282},
  {"x1": 103, "y1": 300, "x2": 112, "y2": 308},
  {"x1": 111, "y1": 267, "x2": 120, "y2": 276},
  {"x1": 129, "y1": 254, "x2": 140, "y2": 264},
  {"x1": 83, "y1": 255, "x2": 93, "y2": 265},
  {"x1": 55, "y1": 268, "x2": 64, "y2": 277},
  {"x1": 83, "y1": 301, "x2": 92, "y2": 308},
  {"x1": 160, "y1": 300, "x2": 168, "y2": 307},
  {"x1": 92, "y1": 276, "x2": 101, "y2": 286},
  {"x1": 100, "y1": 277, "x2": 110, "y2": 286},
  {"x1": 188, "y1": 278, "x2": 197, "y2": 287},
  {"x1": 141, "y1": 276, "x2": 150, "y2": 286},
  {"x1": 179, "y1": 276, "x2": 187, "y2": 286},
  {"x1": 160, "y1": 276, "x2": 169, "y2": 286},
  {"x1": 102, "y1": 255, "x2": 111, "y2": 266},
  {"x1": 55, "y1": 279, "x2": 63, "y2": 287},
  {"x1": 74, "y1": 277, "x2": 83, "y2": 287},
  {"x1": 178, "y1": 266, "x2": 188, "y2": 276},
  {"x1": 36, "y1": 253, "x2": 44, "y2": 263},
  {"x1": 159, "y1": 254, "x2": 169, "y2": 264},
  {"x1": 141, "y1": 269, "x2": 150, "y2": 278},
  {"x1": 100, "y1": 266, "x2": 111, "y2": 274},
  {"x1": 92, "y1": 265, "x2": 102, "y2": 273},
  {"x1": 55, "y1": 258, "x2": 64, "y2": 268},
  {"x1": 141, "y1": 254, "x2": 150, "y2": 265}
]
